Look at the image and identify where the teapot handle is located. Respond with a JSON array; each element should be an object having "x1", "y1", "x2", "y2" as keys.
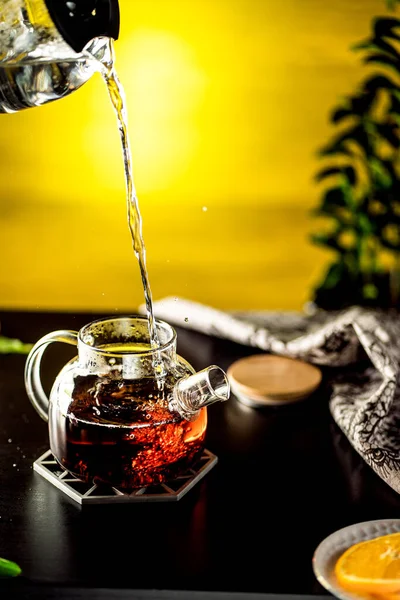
[{"x1": 24, "y1": 330, "x2": 78, "y2": 422}]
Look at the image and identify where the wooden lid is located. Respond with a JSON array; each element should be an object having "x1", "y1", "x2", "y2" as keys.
[{"x1": 227, "y1": 354, "x2": 322, "y2": 407}]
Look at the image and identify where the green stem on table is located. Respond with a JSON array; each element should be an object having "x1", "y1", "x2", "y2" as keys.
[
  {"x1": 0, "y1": 336, "x2": 32, "y2": 355},
  {"x1": 0, "y1": 557, "x2": 22, "y2": 578}
]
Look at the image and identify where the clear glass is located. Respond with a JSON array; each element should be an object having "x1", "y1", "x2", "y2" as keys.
[
  {"x1": 0, "y1": 1, "x2": 107, "y2": 112},
  {"x1": 25, "y1": 316, "x2": 230, "y2": 489}
]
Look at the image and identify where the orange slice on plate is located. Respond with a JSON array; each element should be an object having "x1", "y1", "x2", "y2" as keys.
[{"x1": 335, "y1": 531, "x2": 400, "y2": 596}]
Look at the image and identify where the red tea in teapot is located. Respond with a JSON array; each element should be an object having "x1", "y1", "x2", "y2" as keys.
[{"x1": 50, "y1": 370, "x2": 207, "y2": 490}]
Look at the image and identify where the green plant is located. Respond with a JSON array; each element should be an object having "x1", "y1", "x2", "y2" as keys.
[
  {"x1": 310, "y1": 0, "x2": 400, "y2": 310},
  {"x1": 0, "y1": 335, "x2": 32, "y2": 354}
]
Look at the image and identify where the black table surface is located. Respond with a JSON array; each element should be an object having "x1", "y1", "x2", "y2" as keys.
[{"x1": 1, "y1": 310, "x2": 400, "y2": 600}]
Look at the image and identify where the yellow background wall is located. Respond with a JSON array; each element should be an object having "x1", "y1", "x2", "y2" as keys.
[{"x1": 0, "y1": 0, "x2": 387, "y2": 312}]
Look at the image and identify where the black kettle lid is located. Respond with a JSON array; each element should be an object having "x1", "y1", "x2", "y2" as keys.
[{"x1": 44, "y1": 0, "x2": 120, "y2": 53}]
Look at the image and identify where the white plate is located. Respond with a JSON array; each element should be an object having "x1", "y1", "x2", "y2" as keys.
[{"x1": 313, "y1": 519, "x2": 400, "y2": 600}]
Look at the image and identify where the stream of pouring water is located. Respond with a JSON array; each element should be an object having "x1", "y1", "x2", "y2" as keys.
[{"x1": 89, "y1": 38, "x2": 160, "y2": 352}]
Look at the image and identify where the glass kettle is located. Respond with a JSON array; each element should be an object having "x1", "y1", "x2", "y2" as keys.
[
  {"x1": 25, "y1": 315, "x2": 230, "y2": 489},
  {"x1": 0, "y1": 0, "x2": 119, "y2": 112}
]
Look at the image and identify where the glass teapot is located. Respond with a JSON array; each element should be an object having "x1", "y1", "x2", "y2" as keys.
[
  {"x1": 0, "y1": 0, "x2": 119, "y2": 112},
  {"x1": 25, "y1": 316, "x2": 230, "y2": 489}
]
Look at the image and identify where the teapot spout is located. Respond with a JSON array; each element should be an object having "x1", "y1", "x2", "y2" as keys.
[{"x1": 170, "y1": 365, "x2": 230, "y2": 421}]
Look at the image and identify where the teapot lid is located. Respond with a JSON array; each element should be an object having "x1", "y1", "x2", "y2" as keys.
[{"x1": 44, "y1": 0, "x2": 120, "y2": 52}]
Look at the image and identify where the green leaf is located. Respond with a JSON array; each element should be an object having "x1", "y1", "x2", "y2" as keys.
[
  {"x1": 315, "y1": 166, "x2": 357, "y2": 185},
  {"x1": 352, "y1": 39, "x2": 376, "y2": 52},
  {"x1": 359, "y1": 37, "x2": 400, "y2": 59},
  {"x1": 0, "y1": 336, "x2": 33, "y2": 354},
  {"x1": 382, "y1": 158, "x2": 398, "y2": 178},
  {"x1": 331, "y1": 94, "x2": 375, "y2": 123},
  {"x1": 319, "y1": 124, "x2": 372, "y2": 157},
  {"x1": 363, "y1": 74, "x2": 398, "y2": 93},
  {"x1": 358, "y1": 213, "x2": 374, "y2": 234},
  {"x1": 369, "y1": 157, "x2": 393, "y2": 188},
  {"x1": 373, "y1": 17, "x2": 400, "y2": 41},
  {"x1": 331, "y1": 107, "x2": 354, "y2": 124},
  {"x1": 318, "y1": 144, "x2": 355, "y2": 159},
  {"x1": 315, "y1": 167, "x2": 341, "y2": 182},
  {"x1": 0, "y1": 557, "x2": 22, "y2": 578},
  {"x1": 363, "y1": 53, "x2": 400, "y2": 74}
]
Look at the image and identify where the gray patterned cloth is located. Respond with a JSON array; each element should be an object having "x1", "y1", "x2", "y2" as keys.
[{"x1": 141, "y1": 297, "x2": 400, "y2": 495}]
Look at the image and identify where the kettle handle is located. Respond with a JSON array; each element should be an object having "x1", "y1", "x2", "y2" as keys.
[{"x1": 24, "y1": 330, "x2": 78, "y2": 422}]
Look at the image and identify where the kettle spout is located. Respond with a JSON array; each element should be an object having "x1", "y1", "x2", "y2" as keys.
[{"x1": 170, "y1": 365, "x2": 230, "y2": 421}]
